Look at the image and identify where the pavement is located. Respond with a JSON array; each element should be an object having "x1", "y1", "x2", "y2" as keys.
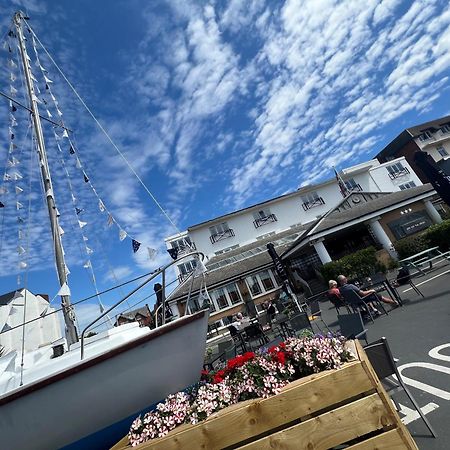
[{"x1": 319, "y1": 263, "x2": 450, "y2": 450}]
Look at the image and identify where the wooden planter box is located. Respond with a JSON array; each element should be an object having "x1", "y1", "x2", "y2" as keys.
[{"x1": 112, "y1": 341, "x2": 417, "y2": 450}]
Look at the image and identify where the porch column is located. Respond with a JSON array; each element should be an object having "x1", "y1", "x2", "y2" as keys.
[
  {"x1": 313, "y1": 239, "x2": 332, "y2": 264},
  {"x1": 368, "y1": 218, "x2": 398, "y2": 260},
  {"x1": 424, "y1": 199, "x2": 443, "y2": 224}
]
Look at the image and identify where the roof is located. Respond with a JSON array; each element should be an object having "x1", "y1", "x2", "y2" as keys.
[
  {"x1": 282, "y1": 184, "x2": 435, "y2": 258},
  {"x1": 0, "y1": 290, "x2": 17, "y2": 306},
  {"x1": 186, "y1": 163, "x2": 380, "y2": 232},
  {"x1": 116, "y1": 305, "x2": 150, "y2": 321},
  {"x1": 376, "y1": 115, "x2": 450, "y2": 160},
  {"x1": 168, "y1": 224, "x2": 307, "y2": 302}
]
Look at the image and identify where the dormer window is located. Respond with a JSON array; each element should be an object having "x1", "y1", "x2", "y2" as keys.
[
  {"x1": 301, "y1": 191, "x2": 325, "y2": 211},
  {"x1": 441, "y1": 124, "x2": 450, "y2": 134},
  {"x1": 437, "y1": 145, "x2": 449, "y2": 157},
  {"x1": 253, "y1": 208, "x2": 277, "y2": 228},
  {"x1": 170, "y1": 236, "x2": 195, "y2": 255},
  {"x1": 209, "y1": 222, "x2": 235, "y2": 244},
  {"x1": 387, "y1": 162, "x2": 409, "y2": 179}
]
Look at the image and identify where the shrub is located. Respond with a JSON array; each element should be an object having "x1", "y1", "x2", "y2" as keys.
[
  {"x1": 320, "y1": 247, "x2": 381, "y2": 281},
  {"x1": 425, "y1": 219, "x2": 450, "y2": 251},
  {"x1": 394, "y1": 234, "x2": 428, "y2": 259}
]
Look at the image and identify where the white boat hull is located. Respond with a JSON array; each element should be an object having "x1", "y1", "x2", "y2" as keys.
[{"x1": 0, "y1": 310, "x2": 208, "y2": 450}]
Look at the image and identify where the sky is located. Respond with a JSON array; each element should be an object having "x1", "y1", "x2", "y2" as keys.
[{"x1": 0, "y1": 0, "x2": 450, "y2": 330}]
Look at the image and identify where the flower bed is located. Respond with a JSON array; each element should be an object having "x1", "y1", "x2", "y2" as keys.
[{"x1": 128, "y1": 334, "x2": 352, "y2": 447}]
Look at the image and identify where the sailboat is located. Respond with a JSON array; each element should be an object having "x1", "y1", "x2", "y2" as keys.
[{"x1": 0, "y1": 12, "x2": 209, "y2": 450}]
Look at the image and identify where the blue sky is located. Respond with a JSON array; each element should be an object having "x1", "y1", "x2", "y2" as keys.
[{"x1": 1, "y1": 0, "x2": 450, "y2": 328}]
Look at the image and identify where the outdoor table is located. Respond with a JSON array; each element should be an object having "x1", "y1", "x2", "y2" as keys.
[
  {"x1": 399, "y1": 246, "x2": 442, "y2": 275},
  {"x1": 273, "y1": 314, "x2": 292, "y2": 339},
  {"x1": 361, "y1": 279, "x2": 403, "y2": 306}
]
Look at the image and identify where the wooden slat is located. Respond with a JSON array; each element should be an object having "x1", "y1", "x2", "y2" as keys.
[
  {"x1": 355, "y1": 341, "x2": 419, "y2": 450},
  {"x1": 346, "y1": 429, "x2": 409, "y2": 449},
  {"x1": 126, "y1": 361, "x2": 374, "y2": 450},
  {"x1": 238, "y1": 394, "x2": 393, "y2": 450}
]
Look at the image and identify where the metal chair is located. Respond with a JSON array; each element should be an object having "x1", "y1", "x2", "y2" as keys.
[
  {"x1": 227, "y1": 325, "x2": 247, "y2": 352},
  {"x1": 204, "y1": 340, "x2": 236, "y2": 370},
  {"x1": 338, "y1": 312, "x2": 368, "y2": 344},
  {"x1": 364, "y1": 337, "x2": 436, "y2": 438},
  {"x1": 243, "y1": 323, "x2": 269, "y2": 350},
  {"x1": 326, "y1": 292, "x2": 352, "y2": 314},
  {"x1": 340, "y1": 288, "x2": 376, "y2": 323},
  {"x1": 309, "y1": 299, "x2": 331, "y2": 333},
  {"x1": 288, "y1": 312, "x2": 313, "y2": 336}
]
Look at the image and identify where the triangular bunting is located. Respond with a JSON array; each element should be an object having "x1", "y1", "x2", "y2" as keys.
[
  {"x1": 69, "y1": 145, "x2": 75, "y2": 155},
  {"x1": 78, "y1": 220, "x2": 87, "y2": 229},
  {"x1": 98, "y1": 200, "x2": 105, "y2": 212},
  {"x1": 132, "y1": 239, "x2": 141, "y2": 253},
  {"x1": 18, "y1": 261, "x2": 27, "y2": 269},
  {"x1": 76, "y1": 207, "x2": 83, "y2": 215},
  {"x1": 16, "y1": 201, "x2": 23, "y2": 210},
  {"x1": 107, "y1": 214, "x2": 114, "y2": 226},
  {"x1": 119, "y1": 229, "x2": 127, "y2": 241},
  {"x1": 167, "y1": 247, "x2": 179, "y2": 260},
  {"x1": 56, "y1": 282, "x2": 71, "y2": 297},
  {"x1": 0, "y1": 201, "x2": 4, "y2": 208},
  {"x1": 83, "y1": 173, "x2": 89, "y2": 183},
  {"x1": 76, "y1": 158, "x2": 82, "y2": 169},
  {"x1": 83, "y1": 260, "x2": 91, "y2": 269},
  {"x1": 147, "y1": 248, "x2": 157, "y2": 260},
  {"x1": 17, "y1": 246, "x2": 26, "y2": 255},
  {"x1": 15, "y1": 186, "x2": 23, "y2": 194},
  {"x1": 86, "y1": 246, "x2": 94, "y2": 255},
  {"x1": 62, "y1": 129, "x2": 69, "y2": 138},
  {"x1": 58, "y1": 225, "x2": 64, "y2": 236}
]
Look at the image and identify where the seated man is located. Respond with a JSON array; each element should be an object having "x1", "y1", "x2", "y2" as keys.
[{"x1": 337, "y1": 275, "x2": 399, "y2": 310}]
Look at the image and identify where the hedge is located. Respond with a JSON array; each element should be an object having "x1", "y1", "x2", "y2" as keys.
[{"x1": 320, "y1": 247, "x2": 386, "y2": 282}]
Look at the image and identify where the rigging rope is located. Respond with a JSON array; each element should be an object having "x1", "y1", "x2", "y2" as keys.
[{"x1": 28, "y1": 25, "x2": 182, "y2": 235}]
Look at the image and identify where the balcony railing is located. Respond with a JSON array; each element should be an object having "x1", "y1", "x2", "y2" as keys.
[
  {"x1": 210, "y1": 228, "x2": 235, "y2": 244},
  {"x1": 302, "y1": 197, "x2": 325, "y2": 211},
  {"x1": 348, "y1": 183, "x2": 362, "y2": 192},
  {"x1": 173, "y1": 242, "x2": 196, "y2": 256},
  {"x1": 253, "y1": 213, "x2": 277, "y2": 228},
  {"x1": 388, "y1": 167, "x2": 409, "y2": 179}
]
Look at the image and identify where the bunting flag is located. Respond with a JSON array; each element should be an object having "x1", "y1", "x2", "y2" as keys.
[
  {"x1": 132, "y1": 239, "x2": 141, "y2": 253},
  {"x1": 56, "y1": 283, "x2": 71, "y2": 297},
  {"x1": 13, "y1": 171, "x2": 22, "y2": 180},
  {"x1": 17, "y1": 217, "x2": 24, "y2": 224},
  {"x1": 44, "y1": 75, "x2": 53, "y2": 84},
  {"x1": 17, "y1": 246, "x2": 26, "y2": 255},
  {"x1": 76, "y1": 158, "x2": 82, "y2": 169},
  {"x1": 58, "y1": 225, "x2": 64, "y2": 236},
  {"x1": 98, "y1": 200, "x2": 105, "y2": 212},
  {"x1": 107, "y1": 214, "x2": 114, "y2": 226},
  {"x1": 62, "y1": 129, "x2": 69, "y2": 138},
  {"x1": 10, "y1": 143, "x2": 17, "y2": 152},
  {"x1": 83, "y1": 236, "x2": 89, "y2": 242},
  {"x1": 147, "y1": 247, "x2": 157, "y2": 260},
  {"x1": 86, "y1": 246, "x2": 94, "y2": 255},
  {"x1": 46, "y1": 109, "x2": 52, "y2": 118},
  {"x1": 83, "y1": 173, "x2": 89, "y2": 183},
  {"x1": 119, "y1": 229, "x2": 127, "y2": 241},
  {"x1": 4, "y1": 174, "x2": 11, "y2": 181},
  {"x1": 76, "y1": 207, "x2": 83, "y2": 215},
  {"x1": 0, "y1": 187, "x2": 7, "y2": 194},
  {"x1": 0, "y1": 202, "x2": 4, "y2": 208},
  {"x1": 16, "y1": 201, "x2": 23, "y2": 210},
  {"x1": 167, "y1": 247, "x2": 179, "y2": 260},
  {"x1": 69, "y1": 145, "x2": 75, "y2": 154},
  {"x1": 78, "y1": 220, "x2": 87, "y2": 228},
  {"x1": 83, "y1": 260, "x2": 92, "y2": 269},
  {"x1": 71, "y1": 193, "x2": 77, "y2": 203},
  {"x1": 15, "y1": 186, "x2": 23, "y2": 194},
  {"x1": 18, "y1": 261, "x2": 27, "y2": 269},
  {"x1": 10, "y1": 85, "x2": 17, "y2": 96}
]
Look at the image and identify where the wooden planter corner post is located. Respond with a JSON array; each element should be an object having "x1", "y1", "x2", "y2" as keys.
[{"x1": 112, "y1": 341, "x2": 418, "y2": 450}]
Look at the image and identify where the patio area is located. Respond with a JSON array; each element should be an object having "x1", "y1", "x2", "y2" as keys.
[{"x1": 204, "y1": 262, "x2": 450, "y2": 449}]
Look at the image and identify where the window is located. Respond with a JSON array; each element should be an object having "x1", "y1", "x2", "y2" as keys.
[
  {"x1": 209, "y1": 222, "x2": 235, "y2": 243},
  {"x1": 386, "y1": 162, "x2": 409, "y2": 179},
  {"x1": 437, "y1": 146, "x2": 449, "y2": 157},
  {"x1": 399, "y1": 181, "x2": 416, "y2": 190},
  {"x1": 211, "y1": 288, "x2": 230, "y2": 310},
  {"x1": 344, "y1": 178, "x2": 361, "y2": 191},
  {"x1": 246, "y1": 275, "x2": 262, "y2": 296},
  {"x1": 171, "y1": 236, "x2": 192, "y2": 249},
  {"x1": 177, "y1": 260, "x2": 197, "y2": 276},
  {"x1": 301, "y1": 191, "x2": 325, "y2": 210},
  {"x1": 441, "y1": 124, "x2": 450, "y2": 134},
  {"x1": 418, "y1": 130, "x2": 433, "y2": 141},
  {"x1": 259, "y1": 270, "x2": 275, "y2": 291},
  {"x1": 225, "y1": 283, "x2": 242, "y2": 305},
  {"x1": 214, "y1": 244, "x2": 239, "y2": 255},
  {"x1": 253, "y1": 208, "x2": 277, "y2": 228},
  {"x1": 253, "y1": 208, "x2": 271, "y2": 220}
]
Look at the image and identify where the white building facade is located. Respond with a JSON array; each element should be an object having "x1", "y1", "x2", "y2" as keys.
[{"x1": 165, "y1": 157, "x2": 422, "y2": 281}]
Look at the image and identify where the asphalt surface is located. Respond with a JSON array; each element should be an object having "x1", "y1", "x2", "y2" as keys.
[{"x1": 320, "y1": 263, "x2": 450, "y2": 450}]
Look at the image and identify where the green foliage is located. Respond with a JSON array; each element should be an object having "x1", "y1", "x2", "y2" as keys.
[
  {"x1": 395, "y1": 234, "x2": 428, "y2": 259},
  {"x1": 320, "y1": 247, "x2": 383, "y2": 281},
  {"x1": 425, "y1": 219, "x2": 450, "y2": 251}
]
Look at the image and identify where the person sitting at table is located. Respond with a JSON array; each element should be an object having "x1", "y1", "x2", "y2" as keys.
[
  {"x1": 327, "y1": 280, "x2": 346, "y2": 307},
  {"x1": 233, "y1": 312, "x2": 251, "y2": 330},
  {"x1": 337, "y1": 275, "x2": 399, "y2": 309}
]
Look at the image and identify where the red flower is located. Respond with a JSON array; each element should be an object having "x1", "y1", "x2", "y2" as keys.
[{"x1": 213, "y1": 369, "x2": 226, "y2": 383}]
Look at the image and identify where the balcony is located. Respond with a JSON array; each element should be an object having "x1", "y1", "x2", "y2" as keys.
[
  {"x1": 253, "y1": 213, "x2": 277, "y2": 228},
  {"x1": 173, "y1": 242, "x2": 196, "y2": 256},
  {"x1": 388, "y1": 167, "x2": 409, "y2": 179},
  {"x1": 302, "y1": 197, "x2": 325, "y2": 211},
  {"x1": 210, "y1": 228, "x2": 235, "y2": 244}
]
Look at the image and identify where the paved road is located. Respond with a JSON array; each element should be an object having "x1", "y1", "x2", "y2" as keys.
[{"x1": 321, "y1": 264, "x2": 450, "y2": 449}]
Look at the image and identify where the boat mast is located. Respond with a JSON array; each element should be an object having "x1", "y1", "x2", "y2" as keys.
[{"x1": 14, "y1": 11, "x2": 79, "y2": 345}]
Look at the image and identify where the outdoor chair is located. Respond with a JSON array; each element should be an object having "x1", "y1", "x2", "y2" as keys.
[
  {"x1": 340, "y1": 288, "x2": 378, "y2": 322},
  {"x1": 204, "y1": 339, "x2": 237, "y2": 370},
  {"x1": 227, "y1": 325, "x2": 247, "y2": 353},
  {"x1": 363, "y1": 337, "x2": 436, "y2": 438},
  {"x1": 309, "y1": 299, "x2": 331, "y2": 333},
  {"x1": 288, "y1": 312, "x2": 313, "y2": 336},
  {"x1": 337, "y1": 312, "x2": 368, "y2": 344},
  {"x1": 243, "y1": 323, "x2": 269, "y2": 350},
  {"x1": 326, "y1": 292, "x2": 352, "y2": 315},
  {"x1": 394, "y1": 267, "x2": 424, "y2": 298},
  {"x1": 258, "y1": 312, "x2": 271, "y2": 331}
]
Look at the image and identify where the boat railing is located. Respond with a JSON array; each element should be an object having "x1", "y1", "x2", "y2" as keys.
[{"x1": 80, "y1": 251, "x2": 205, "y2": 360}]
